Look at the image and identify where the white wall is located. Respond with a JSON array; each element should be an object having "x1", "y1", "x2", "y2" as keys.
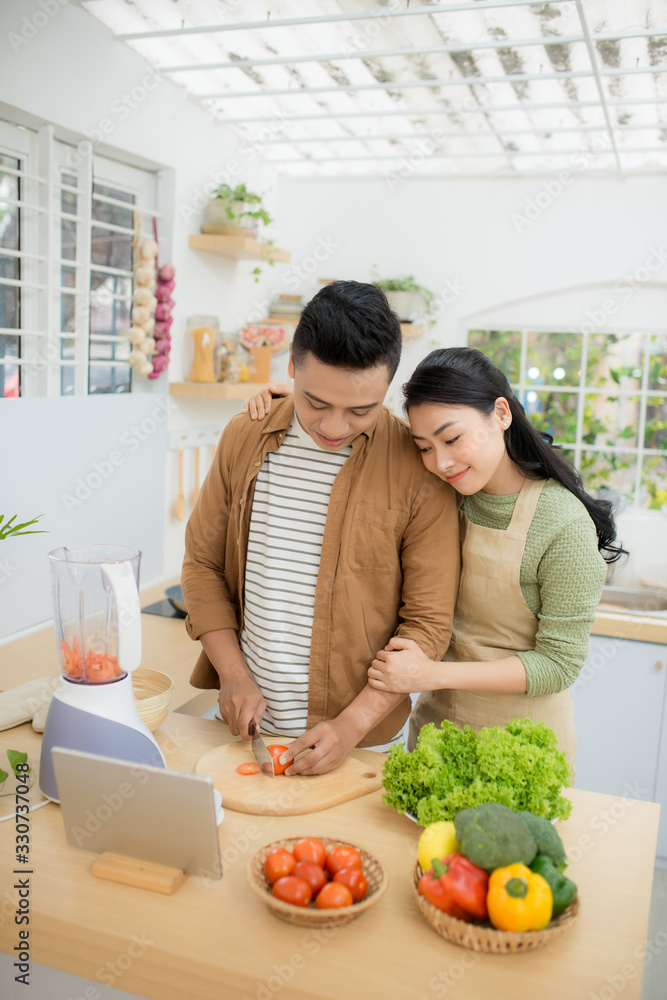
[
  {"x1": 2, "y1": 1, "x2": 666, "y2": 614},
  {"x1": 268, "y1": 173, "x2": 667, "y2": 585},
  {"x1": 0, "y1": 0, "x2": 282, "y2": 631},
  {"x1": 0, "y1": 396, "x2": 167, "y2": 640}
]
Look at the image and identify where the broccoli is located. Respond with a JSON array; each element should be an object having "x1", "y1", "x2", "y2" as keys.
[
  {"x1": 518, "y1": 811, "x2": 567, "y2": 869},
  {"x1": 454, "y1": 803, "x2": 538, "y2": 872}
]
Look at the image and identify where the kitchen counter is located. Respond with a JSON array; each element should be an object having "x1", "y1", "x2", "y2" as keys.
[
  {"x1": 0, "y1": 579, "x2": 217, "y2": 718},
  {"x1": 2, "y1": 578, "x2": 664, "y2": 710},
  {"x1": 0, "y1": 713, "x2": 660, "y2": 1000},
  {"x1": 591, "y1": 608, "x2": 667, "y2": 644}
]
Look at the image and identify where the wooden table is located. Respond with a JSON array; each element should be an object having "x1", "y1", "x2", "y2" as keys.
[{"x1": 0, "y1": 714, "x2": 660, "y2": 1000}]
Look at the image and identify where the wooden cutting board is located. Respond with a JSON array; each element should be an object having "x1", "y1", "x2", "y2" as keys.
[{"x1": 195, "y1": 739, "x2": 385, "y2": 816}]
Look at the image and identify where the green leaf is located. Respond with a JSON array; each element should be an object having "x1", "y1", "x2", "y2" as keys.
[
  {"x1": 0, "y1": 768, "x2": 8, "y2": 789},
  {"x1": 0, "y1": 514, "x2": 48, "y2": 540},
  {"x1": 1, "y1": 514, "x2": 17, "y2": 534},
  {"x1": 7, "y1": 750, "x2": 27, "y2": 775}
]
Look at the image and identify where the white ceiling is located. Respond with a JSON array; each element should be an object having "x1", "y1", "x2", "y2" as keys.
[{"x1": 81, "y1": 0, "x2": 667, "y2": 179}]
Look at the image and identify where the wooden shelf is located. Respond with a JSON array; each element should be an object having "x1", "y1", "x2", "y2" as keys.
[
  {"x1": 253, "y1": 321, "x2": 422, "y2": 336},
  {"x1": 169, "y1": 381, "x2": 264, "y2": 400},
  {"x1": 189, "y1": 233, "x2": 290, "y2": 263},
  {"x1": 401, "y1": 324, "x2": 425, "y2": 340}
]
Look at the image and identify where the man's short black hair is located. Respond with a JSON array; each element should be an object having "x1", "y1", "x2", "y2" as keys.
[{"x1": 292, "y1": 280, "x2": 401, "y2": 379}]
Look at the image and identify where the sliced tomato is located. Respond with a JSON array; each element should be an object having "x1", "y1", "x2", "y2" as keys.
[
  {"x1": 267, "y1": 744, "x2": 290, "y2": 776},
  {"x1": 236, "y1": 762, "x2": 261, "y2": 775}
]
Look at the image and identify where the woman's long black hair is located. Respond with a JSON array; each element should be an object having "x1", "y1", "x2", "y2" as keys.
[{"x1": 403, "y1": 347, "x2": 626, "y2": 564}]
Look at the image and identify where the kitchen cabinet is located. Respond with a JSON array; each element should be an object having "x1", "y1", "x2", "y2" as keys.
[{"x1": 571, "y1": 634, "x2": 667, "y2": 861}]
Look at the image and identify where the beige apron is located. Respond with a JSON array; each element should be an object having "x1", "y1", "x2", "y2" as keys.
[{"x1": 408, "y1": 478, "x2": 576, "y2": 776}]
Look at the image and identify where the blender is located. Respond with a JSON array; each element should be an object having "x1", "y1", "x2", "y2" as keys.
[{"x1": 39, "y1": 545, "x2": 166, "y2": 802}]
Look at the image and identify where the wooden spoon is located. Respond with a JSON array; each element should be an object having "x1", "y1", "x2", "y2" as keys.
[
  {"x1": 191, "y1": 446, "x2": 200, "y2": 508},
  {"x1": 172, "y1": 450, "x2": 186, "y2": 521}
]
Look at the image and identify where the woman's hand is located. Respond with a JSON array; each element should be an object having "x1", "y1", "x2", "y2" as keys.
[
  {"x1": 242, "y1": 381, "x2": 293, "y2": 420},
  {"x1": 368, "y1": 636, "x2": 437, "y2": 693}
]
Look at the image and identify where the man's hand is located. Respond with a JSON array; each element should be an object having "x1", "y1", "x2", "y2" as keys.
[
  {"x1": 368, "y1": 636, "x2": 436, "y2": 694},
  {"x1": 218, "y1": 669, "x2": 266, "y2": 739},
  {"x1": 278, "y1": 717, "x2": 360, "y2": 776}
]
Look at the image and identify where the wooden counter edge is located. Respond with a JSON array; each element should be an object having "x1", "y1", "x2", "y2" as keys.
[{"x1": 592, "y1": 610, "x2": 667, "y2": 644}]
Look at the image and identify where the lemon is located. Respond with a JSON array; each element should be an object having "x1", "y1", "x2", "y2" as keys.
[{"x1": 418, "y1": 821, "x2": 460, "y2": 871}]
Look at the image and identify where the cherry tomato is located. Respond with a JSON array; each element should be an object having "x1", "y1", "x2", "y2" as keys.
[
  {"x1": 315, "y1": 882, "x2": 353, "y2": 909},
  {"x1": 236, "y1": 762, "x2": 260, "y2": 776},
  {"x1": 325, "y1": 846, "x2": 363, "y2": 878},
  {"x1": 267, "y1": 745, "x2": 289, "y2": 776},
  {"x1": 272, "y1": 876, "x2": 312, "y2": 908},
  {"x1": 293, "y1": 862, "x2": 327, "y2": 896},
  {"x1": 292, "y1": 838, "x2": 326, "y2": 868},
  {"x1": 334, "y1": 867, "x2": 368, "y2": 902},
  {"x1": 264, "y1": 848, "x2": 296, "y2": 885}
]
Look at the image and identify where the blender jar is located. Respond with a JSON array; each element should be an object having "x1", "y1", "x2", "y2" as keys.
[{"x1": 49, "y1": 545, "x2": 142, "y2": 684}]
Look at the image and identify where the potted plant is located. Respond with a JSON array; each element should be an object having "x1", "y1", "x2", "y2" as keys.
[
  {"x1": 371, "y1": 271, "x2": 436, "y2": 323},
  {"x1": 204, "y1": 183, "x2": 273, "y2": 236}
]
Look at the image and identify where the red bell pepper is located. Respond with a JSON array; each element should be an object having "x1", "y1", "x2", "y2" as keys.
[{"x1": 418, "y1": 853, "x2": 489, "y2": 922}]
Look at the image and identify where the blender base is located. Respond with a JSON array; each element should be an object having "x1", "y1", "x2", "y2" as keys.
[{"x1": 39, "y1": 697, "x2": 166, "y2": 802}]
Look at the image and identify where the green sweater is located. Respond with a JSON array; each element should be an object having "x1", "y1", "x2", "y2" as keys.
[{"x1": 460, "y1": 479, "x2": 608, "y2": 696}]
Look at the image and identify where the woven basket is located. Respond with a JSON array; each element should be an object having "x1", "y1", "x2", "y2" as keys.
[
  {"x1": 412, "y1": 863, "x2": 581, "y2": 954},
  {"x1": 132, "y1": 668, "x2": 173, "y2": 732},
  {"x1": 248, "y1": 837, "x2": 389, "y2": 928}
]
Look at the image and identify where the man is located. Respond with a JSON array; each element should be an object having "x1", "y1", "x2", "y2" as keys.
[{"x1": 182, "y1": 280, "x2": 458, "y2": 775}]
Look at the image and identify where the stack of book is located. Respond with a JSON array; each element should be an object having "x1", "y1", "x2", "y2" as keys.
[{"x1": 265, "y1": 294, "x2": 304, "y2": 324}]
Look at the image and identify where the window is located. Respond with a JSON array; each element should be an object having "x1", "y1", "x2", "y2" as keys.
[
  {"x1": 0, "y1": 119, "x2": 159, "y2": 397},
  {"x1": 468, "y1": 328, "x2": 667, "y2": 510}
]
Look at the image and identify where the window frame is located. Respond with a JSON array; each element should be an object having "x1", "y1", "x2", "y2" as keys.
[
  {"x1": 0, "y1": 118, "x2": 161, "y2": 397},
  {"x1": 467, "y1": 324, "x2": 667, "y2": 509}
]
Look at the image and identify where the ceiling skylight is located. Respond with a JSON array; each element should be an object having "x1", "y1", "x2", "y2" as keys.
[{"x1": 81, "y1": 1, "x2": 667, "y2": 179}]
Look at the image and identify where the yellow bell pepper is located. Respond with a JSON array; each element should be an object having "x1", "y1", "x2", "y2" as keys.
[{"x1": 487, "y1": 863, "x2": 553, "y2": 932}]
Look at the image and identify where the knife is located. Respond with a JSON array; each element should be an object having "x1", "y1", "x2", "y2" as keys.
[{"x1": 248, "y1": 721, "x2": 275, "y2": 777}]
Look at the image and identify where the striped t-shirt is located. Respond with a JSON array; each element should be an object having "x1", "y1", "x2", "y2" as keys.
[
  {"x1": 240, "y1": 413, "x2": 350, "y2": 737},
  {"x1": 239, "y1": 413, "x2": 405, "y2": 754}
]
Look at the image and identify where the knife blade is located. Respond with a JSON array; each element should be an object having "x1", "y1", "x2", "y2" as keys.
[{"x1": 248, "y1": 721, "x2": 275, "y2": 777}]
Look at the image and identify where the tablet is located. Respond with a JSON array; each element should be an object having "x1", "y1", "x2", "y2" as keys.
[{"x1": 51, "y1": 747, "x2": 222, "y2": 880}]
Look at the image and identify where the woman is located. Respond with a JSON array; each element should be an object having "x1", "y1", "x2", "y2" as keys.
[{"x1": 244, "y1": 348, "x2": 624, "y2": 770}]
